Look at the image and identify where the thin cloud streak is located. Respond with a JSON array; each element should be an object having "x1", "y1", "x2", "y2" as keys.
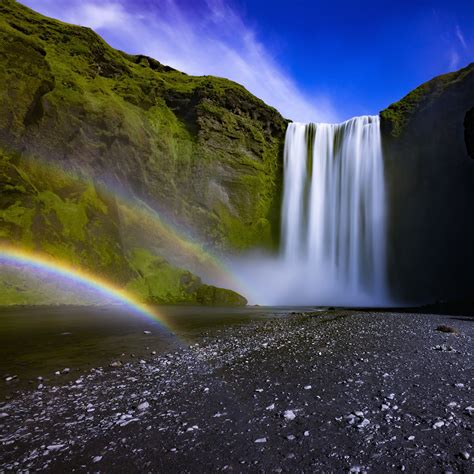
[
  {"x1": 20, "y1": 0, "x2": 338, "y2": 122},
  {"x1": 455, "y1": 24, "x2": 467, "y2": 49}
]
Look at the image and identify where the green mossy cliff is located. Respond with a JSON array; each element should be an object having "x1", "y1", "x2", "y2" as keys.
[
  {"x1": 380, "y1": 63, "x2": 474, "y2": 303},
  {"x1": 0, "y1": 0, "x2": 287, "y2": 252},
  {"x1": 0, "y1": 0, "x2": 290, "y2": 305},
  {"x1": 0, "y1": 149, "x2": 246, "y2": 306}
]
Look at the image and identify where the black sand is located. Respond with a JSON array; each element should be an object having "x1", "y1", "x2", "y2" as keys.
[{"x1": 1, "y1": 310, "x2": 473, "y2": 472}]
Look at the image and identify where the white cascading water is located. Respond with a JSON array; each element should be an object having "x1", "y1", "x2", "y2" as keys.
[
  {"x1": 280, "y1": 115, "x2": 387, "y2": 305},
  {"x1": 231, "y1": 115, "x2": 388, "y2": 306}
]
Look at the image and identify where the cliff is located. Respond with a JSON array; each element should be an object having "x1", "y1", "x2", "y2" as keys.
[
  {"x1": 0, "y1": 0, "x2": 288, "y2": 305},
  {"x1": 380, "y1": 63, "x2": 474, "y2": 303}
]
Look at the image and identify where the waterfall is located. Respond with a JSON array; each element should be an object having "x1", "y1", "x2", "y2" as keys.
[{"x1": 280, "y1": 115, "x2": 387, "y2": 305}]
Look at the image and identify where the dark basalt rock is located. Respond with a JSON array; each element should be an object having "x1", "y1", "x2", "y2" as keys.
[
  {"x1": 380, "y1": 63, "x2": 474, "y2": 303},
  {"x1": 464, "y1": 107, "x2": 474, "y2": 159}
]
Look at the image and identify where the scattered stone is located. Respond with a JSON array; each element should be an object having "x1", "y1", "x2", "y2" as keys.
[
  {"x1": 109, "y1": 361, "x2": 122, "y2": 368},
  {"x1": 137, "y1": 401, "x2": 150, "y2": 411},
  {"x1": 436, "y1": 325, "x2": 458, "y2": 334},
  {"x1": 357, "y1": 418, "x2": 370, "y2": 429},
  {"x1": 143, "y1": 330, "x2": 152, "y2": 335},
  {"x1": 433, "y1": 344, "x2": 455, "y2": 352},
  {"x1": 47, "y1": 444, "x2": 65, "y2": 451},
  {"x1": 0, "y1": 309, "x2": 472, "y2": 472}
]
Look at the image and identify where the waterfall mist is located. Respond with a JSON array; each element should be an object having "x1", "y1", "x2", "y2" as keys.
[{"x1": 232, "y1": 115, "x2": 389, "y2": 306}]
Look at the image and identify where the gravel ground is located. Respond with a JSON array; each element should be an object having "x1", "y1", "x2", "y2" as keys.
[{"x1": 0, "y1": 310, "x2": 473, "y2": 472}]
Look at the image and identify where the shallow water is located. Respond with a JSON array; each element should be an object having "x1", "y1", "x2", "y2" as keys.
[{"x1": 0, "y1": 305, "x2": 321, "y2": 396}]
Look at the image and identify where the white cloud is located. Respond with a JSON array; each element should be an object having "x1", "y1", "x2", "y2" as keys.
[
  {"x1": 20, "y1": 0, "x2": 338, "y2": 122},
  {"x1": 455, "y1": 24, "x2": 467, "y2": 49}
]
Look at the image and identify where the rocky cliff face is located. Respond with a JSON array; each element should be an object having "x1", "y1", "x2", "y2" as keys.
[
  {"x1": 465, "y1": 106, "x2": 474, "y2": 159},
  {"x1": 0, "y1": 1, "x2": 287, "y2": 253},
  {"x1": 0, "y1": 0, "x2": 288, "y2": 305},
  {"x1": 380, "y1": 63, "x2": 474, "y2": 303}
]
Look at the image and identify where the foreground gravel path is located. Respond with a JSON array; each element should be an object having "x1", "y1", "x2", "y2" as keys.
[{"x1": 0, "y1": 310, "x2": 473, "y2": 472}]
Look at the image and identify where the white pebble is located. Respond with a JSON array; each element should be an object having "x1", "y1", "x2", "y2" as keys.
[
  {"x1": 47, "y1": 444, "x2": 65, "y2": 451},
  {"x1": 137, "y1": 401, "x2": 150, "y2": 411}
]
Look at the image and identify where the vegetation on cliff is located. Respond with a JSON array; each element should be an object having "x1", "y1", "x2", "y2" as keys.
[
  {"x1": 0, "y1": 0, "x2": 289, "y2": 305},
  {"x1": 0, "y1": 0, "x2": 287, "y2": 251},
  {"x1": 0, "y1": 148, "x2": 246, "y2": 305},
  {"x1": 380, "y1": 63, "x2": 474, "y2": 138},
  {"x1": 380, "y1": 63, "x2": 474, "y2": 303}
]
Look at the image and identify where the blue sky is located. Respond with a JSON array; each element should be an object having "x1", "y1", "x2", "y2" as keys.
[{"x1": 20, "y1": 0, "x2": 474, "y2": 122}]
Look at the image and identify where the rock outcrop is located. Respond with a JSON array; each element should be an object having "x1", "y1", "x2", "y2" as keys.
[
  {"x1": 464, "y1": 107, "x2": 474, "y2": 159},
  {"x1": 381, "y1": 63, "x2": 474, "y2": 303},
  {"x1": 0, "y1": 0, "x2": 290, "y2": 305}
]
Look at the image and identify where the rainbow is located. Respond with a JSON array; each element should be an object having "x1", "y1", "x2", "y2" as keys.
[
  {"x1": 10, "y1": 156, "x2": 251, "y2": 300},
  {"x1": 0, "y1": 245, "x2": 168, "y2": 329}
]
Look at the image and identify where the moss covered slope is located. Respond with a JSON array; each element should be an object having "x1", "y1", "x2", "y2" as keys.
[
  {"x1": 0, "y1": 148, "x2": 246, "y2": 305},
  {"x1": 0, "y1": 0, "x2": 287, "y2": 252},
  {"x1": 0, "y1": 0, "x2": 290, "y2": 305}
]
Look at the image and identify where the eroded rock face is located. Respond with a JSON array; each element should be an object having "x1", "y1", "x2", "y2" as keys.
[
  {"x1": 464, "y1": 107, "x2": 474, "y2": 159},
  {"x1": 0, "y1": 0, "x2": 287, "y2": 254},
  {"x1": 0, "y1": 0, "x2": 286, "y2": 305},
  {"x1": 380, "y1": 63, "x2": 474, "y2": 303},
  {"x1": 0, "y1": 0, "x2": 286, "y2": 304}
]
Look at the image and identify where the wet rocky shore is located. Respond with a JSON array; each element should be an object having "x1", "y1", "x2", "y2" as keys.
[{"x1": 1, "y1": 310, "x2": 473, "y2": 472}]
